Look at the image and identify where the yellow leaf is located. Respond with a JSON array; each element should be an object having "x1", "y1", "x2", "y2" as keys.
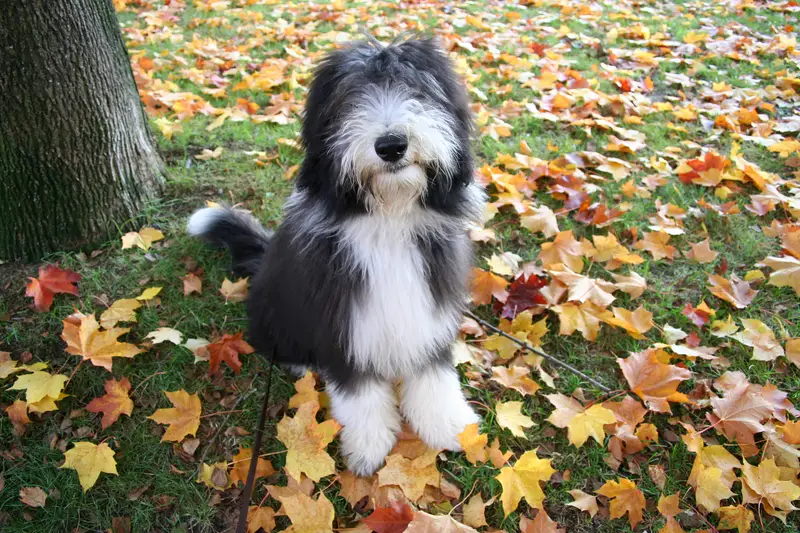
[
  {"x1": 61, "y1": 441, "x2": 118, "y2": 492},
  {"x1": 136, "y1": 286, "x2": 163, "y2": 301},
  {"x1": 490, "y1": 366, "x2": 540, "y2": 396},
  {"x1": 276, "y1": 400, "x2": 341, "y2": 482},
  {"x1": 220, "y1": 277, "x2": 249, "y2": 303},
  {"x1": 10, "y1": 370, "x2": 67, "y2": 405},
  {"x1": 247, "y1": 506, "x2": 276, "y2": 533},
  {"x1": 121, "y1": 227, "x2": 164, "y2": 251},
  {"x1": 716, "y1": 505, "x2": 754, "y2": 533},
  {"x1": 197, "y1": 461, "x2": 229, "y2": 490},
  {"x1": 759, "y1": 256, "x2": 800, "y2": 296},
  {"x1": 496, "y1": 401, "x2": 534, "y2": 438},
  {"x1": 273, "y1": 489, "x2": 335, "y2": 533},
  {"x1": 28, "y1": 392, "x2": 68, "y2": 414},
  {"x1": 605, "y1": 306, "x2": 655, "y2": 340},
  {"x1": 546, "y1": 394, "x2": 617, "y2": 447},
  {"x1": 741, "y1": 458, "x2": 800, "y2": 522},
  {"x1": 520, "y1": 205, "x2": 559, "y2": 238},
  {"x1": 732, "y1": 318, "x2": 784, "y2": 361},
  {"x1": 596, "y1": 478, "x2": 645, "y2": 528},
  {"x1": 711, "y1": 315, "x2": 739, "y2": 338},
  {"x1": 567, "y1": 489, "x2": 598, "y2": 517},
  {"x1": 462, "y1": 494, "x2": 489, "y2": 528},
  {"x1": 610, "y1": 272, "x2": 647, "y2": 299},
  {"x1": 696, "y1": 466, "x2": 734, "y2": 512},
  {"x1": 457, "y1": 423, "x2": 488, "y2": 465},
  {"x1": 552, "y1": 302, "x2": 612, "y2": 341},
  {"x1": 496, "y1": 449, "x2": 555, "y2": 516},
  {"x1": 61, "y1": 313, "x2": 143, "y2": 371},
  {"x1": 99, "y1": 299, "x2": 141, "y2": 329},
  {"x1": 147, "y1": 390, "x2": 202, "y2": 443},
  {"x1": 377, "y1": 448, "x2": 440, "y2": 502},
  {"x1": 288, "y1": 370, "x2": 318, "y2": 409},
  {"x1": 539, "y1": 230, "x2": 585, "y2": 272}
]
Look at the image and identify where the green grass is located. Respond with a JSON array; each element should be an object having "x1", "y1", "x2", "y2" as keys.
[{"x1": 2, "y1": 0, "x2": 799, "y2": 531}]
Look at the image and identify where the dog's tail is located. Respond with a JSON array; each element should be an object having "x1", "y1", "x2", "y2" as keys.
[{"x1": 186, "y1": 207, "x2": 272, "y2": 277}]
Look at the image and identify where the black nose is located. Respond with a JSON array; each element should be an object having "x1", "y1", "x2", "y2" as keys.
[{"x1": 374, "y1": 134, "x2": 408, "y2": 163}]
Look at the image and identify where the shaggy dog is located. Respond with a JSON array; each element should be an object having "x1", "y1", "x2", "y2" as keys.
[{"x1": 188, "y1": 37, "x2": 483, "y2": 475}]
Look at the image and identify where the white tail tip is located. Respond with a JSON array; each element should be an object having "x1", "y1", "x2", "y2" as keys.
[{"x1": 186, "y1": 207, "x2": 223, "y2": 236}]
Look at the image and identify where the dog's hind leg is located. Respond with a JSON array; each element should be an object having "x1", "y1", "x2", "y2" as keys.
[
  {"x1": 399, "y1": 362, "x2": 479, "y2": 451},
  {"x1": 328, "y1": 378, "x2": 401, "y2": 476}
]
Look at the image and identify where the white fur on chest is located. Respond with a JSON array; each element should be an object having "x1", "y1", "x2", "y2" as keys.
[{"x1": 341, "y1": 208, "x2": 460, "y2": 379}]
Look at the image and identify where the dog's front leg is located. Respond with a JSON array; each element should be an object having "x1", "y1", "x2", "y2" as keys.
[
  {"x1": 399, "y1": 362, "x2": 479, "y2": 450},
  {"x1": 328, "y1": 378, "x2": 401, "y2": 476}
]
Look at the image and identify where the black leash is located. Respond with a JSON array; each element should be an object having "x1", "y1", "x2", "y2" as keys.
[
  {"x1": 235, "y1": 354, "x2": 276, "y2": 533},
  {"x1": 465, "y1": 310, "x2": 612, "y2": 393}
]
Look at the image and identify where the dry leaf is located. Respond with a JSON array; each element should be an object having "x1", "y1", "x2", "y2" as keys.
[
  {"x1": 99, "y1": 299, "x2": 141, "y2": 329},
  {"x1": 229, "y1": 446, "x2": 275, "y2": 487},
  {"x1": 405, "y1": 511, "x2": 479, "y2": 532},
  {"x1": 377, "y1": 449, "x2": 440, "y2": 502},
  {"x1": 496, "y1": 449, "x2": 555, "y2": 516},
  {"x1": 61, "y1": 313, "x2": 143, "y2": 371},
  {"x1": 121, "y1": 227, "x2": 164, "y2": 251},
  {"x1": 86, "y1": 377, "x2": 134, "y2": 429},
  {"x1": 567, "y1": 489, "x2": 598, "y2": 517},
  {"x1": 9, "y1": 371, "x2": 68, "y2": 404},
  {"x1": 19, "y1": 486, "x2": 47, "y2": 508},
  {"x1": 147, "y1": 390, "x2": 202, "y2": 443},
  {"x1": 61, "y1": 441, "x2": 118, "y2": 491},
  {"x1": 462, "y1": 494, "x2": 489, "y2": 528},
  {"x1": 708, "y1": 274, "x2": 758, "y2": 309},
  {"x1": 220, "y1": 277, "x2": 248, "y2": 303},
  {"x1": 686, "y1": 239, "x2": 719, "y2": 263},
  {"x1": 273, "y1": 488, "x2": 334, "y2": 533},
  {"x1": 596, "y1": 477, "x2": 645, "y2": 528},
  {"x1": 470, "y1": 268, "x2": 509, "y2": 305},
  {"x1": 457, "y1": 423, "x2": 488, "y2": 465},
  {"x1": 247, "y1": 506, "x2": 276, "y2": 533},
  {"x1": 145, "y1": 327, "x2": 184, "y2": 345},
  {"x1": 207, "y1": 332, "x2": 254, "y2": 376},
  {"x1": 496, "y1": 401, "x2": 535, "y2": 438},
  {"x1": 618, "y1": 349, "x2": 691, "y2": 413},
  {"x1": 25, "y1": 265, "x2": 81, "y2": 312},
  {"x1": 545, "y1": 394, "x2": 617, "y2": 447},
  {"x1": 277, "y1": 399, "x2": 341, "y2": 482},
  {"x1": 538, "y1": 230, "x2": 585, "y2": 272},
  {"x1": 519, "y1": 509, "x2": 565, "y2": 533}
]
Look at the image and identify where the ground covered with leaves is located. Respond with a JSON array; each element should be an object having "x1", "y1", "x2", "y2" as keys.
[{"x1": 2, "y1": 0, "x2": 800, "y2": 532}]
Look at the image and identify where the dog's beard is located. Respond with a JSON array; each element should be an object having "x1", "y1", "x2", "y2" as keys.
[{"x1": 364, "y1": 164, "x2": 429, "y2": 215}]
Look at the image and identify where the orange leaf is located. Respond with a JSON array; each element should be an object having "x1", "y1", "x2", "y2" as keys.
[
  {"x1": 25, "y1": 265, "x2": 81, "y2": 312},
  {"x1": 604, "y1": 306, "x2": 655, "y2": 340},
  {"x1": 596, "y1": 477, "x2": 645, "y2": 528},
  {"x1": 618, "y1": 349, "x2": 691, "y2": 413},
  {"x1": 470, "y1": 268, "x2": 509, "y2": 305},
  {"x1": 181, "y1": 273, "x2": 203, "y2": 296},
  {"x1": 520, "y1": 509, "x2": 565, "y2": 533},
  {"x1": 708, "y1": 274, "x2": 758, "y2": 309},
  {"x1": 635, "y1": 231, "x2": 676, "y2": 261},
  {"x1": 61, "y1": 313, "x2": 144, "y2": 372},
  {"x1": 686, "y1": 239, "x2": 719, "y2": 263},
  {"x1": 6, "y1": 400, "x2": 31, "y2": 435},
  {"x1": 147, "y1": 390, "x2": 201, "y2": 443},
  {"x1": 363, "y1": 501, "x2": 415, "y2": 533},
  {"x1": 86, "y1": 377, "x2": 134, "y2": 429},
  {"x1": 457, "y1": 423, "x2": 488, "y2": 465},
  {"x1": 207, "y1": 332, "x2": 254, "y2": 376},
  {"x1": 229, "y1": 446, "x2": 275, "y2": 487},
  {"x1": 377, "y1": 449, "x2": 440, "y2": 503},
  {"x1": 552, "y1": 302, "x2": 612, "y2": 341},
  {"x1": 538, "y1": 230, "x2": 585, "y2": 272},
  {"x1": 219, "y1": 277, "x2": 248, "y2": 303}
]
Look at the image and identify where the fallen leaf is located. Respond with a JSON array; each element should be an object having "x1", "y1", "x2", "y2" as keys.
[
  {"x1": 61, "y1": 441, "x2": 118, "y2": 491},
  {"x1": 618, "y1": 349, "x2": 691, "y2": 413},
  {"x1": 490, "y1": 366, "x2": 541, "y2": 396},
  {"x1": 567, "y1": 489, "x2": 598, "y2": 517},
  {"x1": 121, "y1": 227, "x2": 164, "y2": 251},
  {"x1": 277, "y1": 399, "x2": 341, "y2": 482},
  {"x1": 610, "y1": 271, "x2": 647, "y2": 298},
  {"x1": 147, "y1": 390, "x2": 202, "y2": 443},
  {"x1": 519, "y1": 509, "x2": 565, "y2": 533},
  {"x1": 553, "y1": 302, "x2": 612, "y2": 341},
  {"x1": 273, "y1": 488, "x2": 334, "y2": 533},
  {"x1": 462, "y1": 494, "x2": 489, "y2": 528},
  {"x1": 470, "y1": 268, "x2": 509, "y2": 305},
  {"x1": 605, "y1": 306, "x2": 654, "y2": 340},
  {"x1": 145, "y1": 327, "x2": 184, "y2": 345},
  {"x1": 596, "y1": 477, "x2": 645, "y2": 528},
  {"x1": 457, "y1": 423, "x2": 488, "y2": 465},
  {"x1": 740, "y1": 458, "x2": 800, "y2": 521},
  {"x1": 716, "y1": 505, "x2": 754, "y2": 533},
  {"x1": 686, "y1": 239, "x2": 719, "y2": 263},
  {"x1": 708, "y1": 275, "x2": 758, "y2": 309},
  {"x1": 696, "y1": 466, "x2": 734, "y2": 512},
  {"x1": 229, "y1": 446, "x2": 274, "y2": 487},
  {"x1": 521, "y1": 205, "x2": 559, "y2": 237},
  {"x1": 405, "y1": 511, "x2": 479, "y2": 532},
  {"x1": 635, "y1": 231, "x2": 676, "y2": 261},
  {"x1": 363, "y1": 501, "x2": 415, "y2": 533},
  {"x1": 758, "y1": 256, "x2": 800, "y2": 296},
  {"x1": 19, "y1": 487, "x2": 47, "y2": 508},
  {"x1": 86, "y1": 377, "x2": 133, "y2": 429},
  {"x1": 9, "y1": 371, "x2": 68, "y2": 404},
  {"x1": 6, "y1": 400, "x2": 31, "y2": 435},
  {"x1": 288, "y1": 370, "x2": 318, "y2": 409},
  {"x1": 732, "y1": 319, "x2": 784, "y2": 361},
  {"x1": 99, "y1": 299, "x2": 142, "y2": 329},
  {"x1": 496, "y1": 401, "x2": 535, "y2": 438},
  {"x1": 496, "y1": 449, "x2": 555, "y2": 516},
  {"x1": 61, "y1": 313, "x2": 143, "y2": 371},
  {"x1": 181, "y1": 273, "x2": 203, "y2": 295},
  {"x1": 545, "y1": 394, "x2": 616, "y2": 447},
  {"x1": 220, "y1": 277, "x2": 248, "y2": 303},
  {"x1": 25, "y1": 265, "x2": 81, "y2": 312},
  {"x1": 207, "y1": 332, "x2": 254, "y2": 376},
  {"x1": 538, "y1": 230, "x2": 585, "y2": 272},
  {"x1": 247, "y1": 506, "x2": 276, "y2": 533},
  {"x1": 135, "y1": 286, "x2": 162, "y2": 301},
  {"x1": 377, "y1": 449, "x2": 440, "y2": 502}
]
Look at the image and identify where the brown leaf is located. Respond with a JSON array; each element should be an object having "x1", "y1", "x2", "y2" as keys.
[
  {"x1": 19, "y1": 487, "x2": 47, "y2": 508},
  {"x1": 207, "y1": 332, "x2": 254, "y2": 376},
  {"x1": 85, "y1": 377, "x2": 134, "y2": 429},
  {"x1": 229, "y1": 446, "x2": 275, "y2": 487},
  {"x1": 519, "y1": 509, "x2": 565, "y2": 533},
  {"x1": 708, "y1": 274, "x2": 758, "y2": 309},
  {"x1": 618, "y1": 349, "x2": 691, "y2": 413},
  {"x1": 6, "y1": 400, "x2": 31, "y2": 436},
  {"x1": 405, "y1": 511, "x2": 479, "y2": 532},
  {"x1": 181, "y1": 273, "x2": 203, "y2": 296},
  {"x1": 686, "y1": 239, "x2": 719, "y2": 263},
  {"x1": 219, "y1": 277, "x2": 248, "y2": 303}
]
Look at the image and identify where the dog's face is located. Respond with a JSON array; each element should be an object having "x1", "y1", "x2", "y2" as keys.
[{"x1": 300, "y1": 38, "x2": 473, "y2": 212}]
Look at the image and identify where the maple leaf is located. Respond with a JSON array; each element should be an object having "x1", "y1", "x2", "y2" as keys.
[
  {"x1": 686, "y1": 238, "x2": 719, "y2": 263},
  {"x1": 688, "y1": 444, "x2": 742, "y2": 489},
  {"x1": 6, "y1": 400, "x2": 31, "y2": 435},
  {"x1": 246, "y1": 506, "x2": 276, "y2": 533},
  {"x1": 716, "y1": 505, "x2": 754, "y2": 533},
  {"x1": 377, "y1": 449, "x2": 440, "y2": 502},
  {"x1": 596, "y1": 477, "x2": 646, "y2": 528},
  {"x1": 538, "y1": 230, "x2": 585, "y2": 272},
  {"x1": 121, "y1": 227, "x2": 164, "y2": 251},
  {"x1": 519, "y1": 509, "x2": 565, "y2": 533},
  {"x1": 708, "y1": 380, "x2": 770, "y2": 455},
  {"x1": 220, "y1": 277, "x2": 248, "y2": 303},
  {"x1": 546, "y1": 394, "x2": 616, "y2": 447},
  {"x1": 207, "y1": 332, "x2": 254, "y2": 376},
  {"x1": 181, "y1": 272, "x2": 203, "y2": 295},
  {"x1": 498, "y1": 274, "x2": 548, "y2": 319},
  {"x1": 288, "y1": 370, "x2": 318, "y2": 409},
  {"x1": 681, "y1": 301, "x2": 715, "y2": 327},
  {"x1": 610, "y1": 271, "x2": 647, "y2": 298},
  {"x1": 61, "y1": 313, "x2": 143, "y2": 371},
  {"x1": 136, "y1": 286, "x2": 162, "y2": 301},
  {"x1": 552, "y1": 302, "x2": 612, "y2": 341},
  {"x1": 86, "y1": 377, "x2": 133, "y2": 429},
  {"x1": 567, "y1": 489, "x2": 598, "y2": 517},
  {"x1": 487, "y1": 252, "x2": 522, "y2": 277},
  {"x1": 732, "y1": 318, "x2": 784, "y2": 361},
  {"x1": 521, "y1": 205, "x2": 559, "y2": 237},
  {"x1": 147, "y1": 390, "x2": 202, "y2": 443},
  {"x1": 547, "y1": 264, "x2": 616, "y2": 307},
  {"x1": 708, "y1": 274, "x2": 758, "y2": 309},
  {"x1": 741, "y1": 458, "x2": 800, "y2": 522},
  {"x1": 277, "y1": 399, "x2": 341, "y2": 482},
  {"x1": 364, "y1": 501, "x2": 415, "y2": 533},
  {"x1": 229, "y1": 446, "x2": 274, "y2": 487},
  {"x1": 19, "y1": 486, "x2": 47, "y2": 508},
  {"x1": 457, "y1": 423, "x2": 488, "y2": 465},
  {"x1": 273, "y1": 489, "x2": 335, "y2": 533},
  {"x1": 9, "y1": 370, "x2": 68, "y2": 404},
  {"x1": 145, "y1": 327, "x2": 184, "y2": 345},
  {"x1": 488, "y1": 437, "x2": 513, "y2": 468},
  {"x1": 405, "y1": 511, "x2": 479, "y2": 533},
  {"x1": 496, "y1": 401, "x2": 535, "y2": 438},
  {"x1": 61, "y1": 441, "x2": 118, "y2": 491},
  {"x1": 462, "y1": 494, "x2": 489, "y2": 528},
  {"x1": 758, "y1": 256, "x2": 800, "y2": 296},
  {"x1": 618, "y1": 349, "x2": 691, "y2": 413},
  {"x1": 470, "y1": 268, "x2": 509, "y2": 305},
  {"x1": 99, "y1": 299, "x2": 141, "y2": 329},
  {"x1": 695, "y1": 466, "x2": 734, "y2": 512},
  {"x1": 635, "y1": 231, "x2": 676, "y2": 260},
  {"x1": 197, "y1": 461, "x2": 229, "y2": 489},
  {"x1": 605, "y1": 306, "x2": 654, "y2": 340},
  {"x1": 490, "y1": 366, "x2": 540, "y2": 396},
  {"x1": 25, "y1": 265, "x2": 81, "y2": 312},
  {"x1": 496, "y1": 449, "x2": 555, "y2": 516}
]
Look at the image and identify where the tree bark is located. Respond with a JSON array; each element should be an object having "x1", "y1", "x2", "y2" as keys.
[{"x1": 0, "y1": 0, "x2": 164, "y2": 261}]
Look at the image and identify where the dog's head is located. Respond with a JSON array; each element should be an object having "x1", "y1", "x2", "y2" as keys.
[{"x1": 300, "y1": 37, "x2": 473, "y2": 213}]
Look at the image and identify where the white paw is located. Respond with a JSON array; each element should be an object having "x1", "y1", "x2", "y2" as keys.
[
  {"x1": 339, "y1": 425, "x2": 396, "y2": 476},
  {"x1": 413, "y1": 397, "x2": 479, "y2": 451}
]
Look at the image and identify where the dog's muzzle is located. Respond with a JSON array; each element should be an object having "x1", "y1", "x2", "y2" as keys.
[{"x1": 374, "y1": 133, "x2": 408, "y2": 163}]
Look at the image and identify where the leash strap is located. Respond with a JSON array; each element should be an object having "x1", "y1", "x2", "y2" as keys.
[{"x1": 235, "y1": 355, "x2": 275, "y2": 533}]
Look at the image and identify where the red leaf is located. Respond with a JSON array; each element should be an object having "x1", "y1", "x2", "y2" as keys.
[
  {"x1": 207, "y1": 332, "x2": 254, "y2": 376},
  {"x1": 25, "y1": 265, "x2": 81, "y2": 312},
  {"x1": 363, "y1": 501, "x2": 414, "y2": 533},
  {"x1": 681, "y1": 303, "x2": 711, "y2": 327},
  {"x1": 496, "y1": 274, "x2": 548, "y2": 319}
]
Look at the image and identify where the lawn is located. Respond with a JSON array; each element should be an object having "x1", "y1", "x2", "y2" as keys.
[{"x1": 1, "y1": 0, "x2": 799, "y2": 532}]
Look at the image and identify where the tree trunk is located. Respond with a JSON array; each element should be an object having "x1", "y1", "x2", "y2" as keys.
[{"x1": 0, "y1": 0, "x2": 164, "y2": 261}]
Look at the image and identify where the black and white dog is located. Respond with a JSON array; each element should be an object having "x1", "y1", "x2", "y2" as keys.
[{"x1": 188, "y1": 37, "x2": 483, "y2": 475}]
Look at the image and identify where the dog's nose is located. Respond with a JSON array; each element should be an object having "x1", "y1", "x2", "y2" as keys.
[{"x1": 374, "y1": 134, "x2": 408, "y2": 163}]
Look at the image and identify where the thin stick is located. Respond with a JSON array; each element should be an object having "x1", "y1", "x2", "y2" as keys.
[
  {"x1": 196, "y1": 387, "x2": 257, "y2": 472},
  {"x1": 466, "y1": 310, "x2": 612, "y2": 392}
]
